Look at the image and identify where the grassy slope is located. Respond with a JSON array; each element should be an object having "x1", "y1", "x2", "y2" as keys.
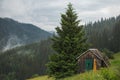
[{"x1": 28, "y1": 52, "x2": 120, "y2": 80}]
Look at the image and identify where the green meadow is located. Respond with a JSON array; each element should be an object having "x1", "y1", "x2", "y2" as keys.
[{"x1": 28, "y1": 52, "x2": 120, "y2": 80}]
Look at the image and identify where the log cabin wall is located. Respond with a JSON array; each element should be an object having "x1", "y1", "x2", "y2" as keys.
[{"x1": 77, "y1": 51, "x2": 102, "y2": 73}]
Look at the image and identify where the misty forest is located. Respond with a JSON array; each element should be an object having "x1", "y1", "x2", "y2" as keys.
[{"x1": 0, "y1": 2, "x2": 120, "y2": 80}]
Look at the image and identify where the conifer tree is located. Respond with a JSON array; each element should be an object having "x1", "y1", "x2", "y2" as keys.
[
  {"x1": 112, "y1": 18, "x2": 120, "y2": 52},
  {"x1": 47, "y1": 3, "x2": 88, "y2": 79}
]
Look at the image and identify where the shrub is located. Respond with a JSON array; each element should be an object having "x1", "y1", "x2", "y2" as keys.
[
  {"x1": 116, "y1": 66, "x2": 120, "y2": 79},
  {"x1": 99, "y1": 68, "x2": 117, "y2": 80},
  {"x1": 102, "y1": 48, "x2": 114, "y2": 59},
  {"x1": 31, "y1": 74, "x2": 39, "y2": 78}
]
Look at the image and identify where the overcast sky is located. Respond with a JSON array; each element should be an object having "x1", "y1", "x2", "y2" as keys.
[{"x1": 0, "y1": 0, "x2": 120, "y2": 31}]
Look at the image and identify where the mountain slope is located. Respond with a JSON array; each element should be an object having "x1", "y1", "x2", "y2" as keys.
[
  {"x1": 28, "y1": 52, "x2": 120, "y2": 80},
  {"x1": 0, "y1": 17, "x2": 52, "y2": 51},
  {"x1": 0, "y1": 39, "x2": 54, "y2": 80}
]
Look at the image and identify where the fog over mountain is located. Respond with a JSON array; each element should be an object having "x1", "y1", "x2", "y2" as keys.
[{"x1": 0, "y1": 17, "x2": 52, "y2": 51}]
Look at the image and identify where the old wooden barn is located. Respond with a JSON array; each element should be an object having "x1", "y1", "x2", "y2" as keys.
[{"x1": 77, "y1": 49, "x2": 109, "y2": 73}]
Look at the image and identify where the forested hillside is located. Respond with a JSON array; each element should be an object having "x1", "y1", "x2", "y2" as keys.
[
  {"x1": 1, "y1": 0, "x2": 120, "y2": 80},
  {"x1": 27, "y1": 14, "x2": 120, "y2": 79},
  {"x1": 0, "y1": 18, "x2": 52, "y2": 51},
  {"x1": 1, "y1": 15, "x2": 120, "y2": 80},
  {"x1": 0, "y1": 39, "x2": 54, "y2": 80},
  {"x1": 1, "y1": 14, "x2": 120, "y2": 80},
  {"x1": 85, "y1": 15, "x2": 120, "y2": 52},
  {"x1": 28, "y1": 52, "x2": 120, "y2": 80}
]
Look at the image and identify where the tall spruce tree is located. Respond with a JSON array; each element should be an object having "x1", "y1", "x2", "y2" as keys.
[
  {"x1": 112, "y1": 17, "x2": 120, "y2": 52},
  {"x1": 47, "y1": 3, "x2": 88, "y2": 79}
]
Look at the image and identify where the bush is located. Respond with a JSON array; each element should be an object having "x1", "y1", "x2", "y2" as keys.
[
  {"x1": 116, "y1": 66, "x2": 120, "y2": 79},
  {"x1": 99, "y1": 68, "x2": 117, "y2": 80},
  {"x1": 31, "y1": 74, "x2": 39, "y2": 78},
  {"x1": 102, "y1": 48, "x2": 114, "y2": 59},
  {"x1": 4, "y1": 72, "x2": 17, "y2": 80}
]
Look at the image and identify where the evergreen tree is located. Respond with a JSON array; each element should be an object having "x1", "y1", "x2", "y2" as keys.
[
  {"x1": 47, "y1": 3, "x2": 88, "y2": 79},
  {"x1": 85, "y1": 16, "x2": 116, "y2": 52},
  {"x1": 112, "y1": 18, "x2": 120, "y2": 52}
]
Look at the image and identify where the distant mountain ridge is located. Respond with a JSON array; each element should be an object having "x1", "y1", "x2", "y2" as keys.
[{"x1": 0, "y1": 17, "x2": 52, "y2": 51}]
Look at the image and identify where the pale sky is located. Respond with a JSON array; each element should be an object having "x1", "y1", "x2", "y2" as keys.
[{"x1": 0, "y1": 0, "x2": 120, "y2": 31}]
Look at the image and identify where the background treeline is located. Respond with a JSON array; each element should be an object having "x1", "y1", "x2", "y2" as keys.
[
  {"x1": 0, "y1": 39, "x2": 54, "y2": 80},
  {"x1": 85, "y1": 15, "x2": 120, "y2": 52},
  {"x1": 0, "y1": 15, "x2": 120, "y2": 80}
]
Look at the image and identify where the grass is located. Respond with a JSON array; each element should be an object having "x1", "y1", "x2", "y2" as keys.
[
  {"x1": 27, "y1": 52, "x2": 120, "y2": 80},
  {"x1": 111, "y1": 52, "x2": 120, "y2": 67},
  {"x1": 28, "y1": 76, "x2": 54, "y2": 80}
]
